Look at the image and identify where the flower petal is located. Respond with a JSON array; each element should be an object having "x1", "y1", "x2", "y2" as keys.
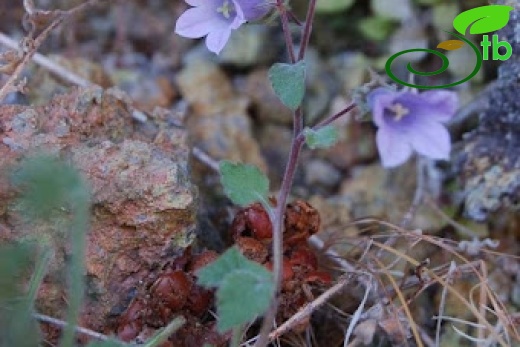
[
  {"x1": 420, "y1": 90, "x2": 458, "y2": 122},
  {"x1": 175, "y1": 7, "x2": 223, "y2": 38},
  {"x1": 230, "y1": 13, "x2": 246, "y2": 30},
  {"x1": 395, "y1": 91, "x2": 457, "y2": 123},
  {"x1": 407, "y1": 120, "x2": 451, "y2": 160},
  {"x1": 376, "y1": 126, "x2": 413, "y2": 167},
  {"x1": 369, "y1": 89, "x2": 398, "y2": 128},
  {"x1": 185, "y1": 0, "x2": 216, "y2": 6},
  {"x1": 205, "y1": 26, "x2": 232, "y2": 54},
  {"x1": 236, "y1": 0, "x2": 270, "y2": 20}
]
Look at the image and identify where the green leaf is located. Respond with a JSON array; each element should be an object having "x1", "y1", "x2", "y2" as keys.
[
  {"x1": 0, "y1": 243, "x2": 35, "y2": 299},
  {"x1": 0, "y1": 242, "x2": 41, "y2": 347},
  {"x1": 303, "y1": 126, "x2": 339, "y2": 149},
  {"x1": 268, "y1": 61, "x2": 306, "y2": 110},
  {"x1": 219, "y1": 161, "x2": 269, "y2": 206},
  {"x1": 216, "y1": 270, "x2": 274, "y2": 332},
  {"x1": 197, "y1": 247, "x2": 275, "y2": 332},
  {"x1": 10, "y1": 155, "x2": 91, "y2": 347},
  {"x1": 453, "y1": 5, "x2": 513, "y2": 35},
  {"x1": 11, "y1": 155, "x2": 90, "y2": 222},
  {"x1": 197, "y1": 247, "x2": 269, "y2": 288},
  {"x1": 315, "y1": 0, "x2": 354, "y2": 13}
]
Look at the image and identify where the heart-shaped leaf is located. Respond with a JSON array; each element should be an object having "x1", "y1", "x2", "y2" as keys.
[
  {"x1": 453, "y1": 5, "x2": 513, "y2": 35},
  {"x1": 219, "y1": 161, "x2": 269, "y2": 207},
  {"x1": 268, "y1": 61, "x2": 306, "y2": 110}
]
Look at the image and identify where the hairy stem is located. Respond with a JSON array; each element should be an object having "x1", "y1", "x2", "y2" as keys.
[
  {"x1": 312, "y1": 102, "x2": 357, "y2": 130},
  {"x1": 298, "y1": 0, "x2": 318, "y2": 61},
  {"x1": 255, "y1": 3, "x2": 356, "y2": 345},
  {"x1": 276, "y1": 0, "x2": 296, "y2": 63},
  {"x1": 255, "y1": 128, "x2": 305, "y2": 347}
]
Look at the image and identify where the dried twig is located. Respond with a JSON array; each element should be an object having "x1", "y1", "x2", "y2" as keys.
[
  {"x1": 0, "y1": 18, "x2": 63, "y2": 101},
  {"x1": 268, "y1": 276, "x2": 351, "y2": 341},
  {"x1": 435, "y1": 261, "x2": 457, "y2": 346},
  {"x1": 192, "y1": 146, "x2": 220, "y2": 172},
  {"x1": 33, "y1": 312, "x2": 109, "y2": 341},
  {"x1": 0, "y1": 0, "x2": 105, "y2": 102},
  {"x1": 0, "y1": 32, "x2": 92, "y2": 87}
]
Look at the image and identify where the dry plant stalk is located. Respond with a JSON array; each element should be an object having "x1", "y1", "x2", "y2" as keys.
[{"x1": 0, "y1": 0, "x2": 105, "y2": 102}]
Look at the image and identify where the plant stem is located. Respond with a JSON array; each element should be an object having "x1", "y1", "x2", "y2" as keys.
[
  {"x1": 312, "y1": 102, "x2": 357, "y2": 130},
  {"x1": 255, "y1": 2, "x2": 357, "y2": 346},
  {"x1": 59, "y1": 197, "x2": 90, "y2": 347},
  {"x1": 230, "y1": 326, "x2": 243, "y2": 347},
  {"x1": 297, "y1": 0, "x2": 318, "y2": 61},
  {"x1": 143, "y1": 316, "x2": 186, "y2": 347},
  {"x1": 34, "y1": 313, "x2": 110, "y2": 341},
  {"x1": 276, "y1": 0, "x2": 296, "y2": 63},
  {"x1": 255, "y1": 101, "x2": 306, "y2": 347},
  {"x1": 255, "y1": 131, "x2": 305, "y2": 347}
]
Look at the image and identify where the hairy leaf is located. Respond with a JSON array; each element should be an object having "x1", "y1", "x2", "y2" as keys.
[
  {"x1": 219, "y1": 161, "x2": 269, "y2": 206},
  {"x1": 268, "y1": 61, "x2": 306, "y2": 110},
  {"x1": 216, "y1": 270, "x2": 274, "y2": 332},
  {"x1": 303, "y1": 126, "x2": 339, "y2": 149}
]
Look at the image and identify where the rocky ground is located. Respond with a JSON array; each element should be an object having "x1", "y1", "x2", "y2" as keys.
[{"x1": 0, "y1": 0, "x2": 519, "y2": 346}]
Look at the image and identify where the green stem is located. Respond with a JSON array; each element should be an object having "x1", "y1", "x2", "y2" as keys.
[
  {"x1": 59, "y1": 199, "x2": 89, "y2": 347},
  {"x1": 143, "y1": 316, "x2": 187, "y2": 347},
  {"x1": 26, "y1": 246, "x2": 52, "y2": 308},
  {"x1": 230, "y1": 326, "x2": 243, "y2": 347}
]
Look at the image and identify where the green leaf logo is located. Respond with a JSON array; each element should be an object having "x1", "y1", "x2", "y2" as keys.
[{"x1": 453, "y1": 5, "x2": 513, "y2": 35}]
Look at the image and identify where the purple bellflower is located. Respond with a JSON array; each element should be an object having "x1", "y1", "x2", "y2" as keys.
[
  {"x1": 175, "y1": 0, "x2": 269, "y2": 54},
  {"x1": 368, "y1": 88, "x2": 458, "y2": 168}
]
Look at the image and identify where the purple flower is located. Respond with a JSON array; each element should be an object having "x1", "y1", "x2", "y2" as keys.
[
  {"x1": 368, "y1": 88, "x2": 458, "y2": 168},
  {"x1": 175, "y1": 0, "x2": 269, "y2": 54}
]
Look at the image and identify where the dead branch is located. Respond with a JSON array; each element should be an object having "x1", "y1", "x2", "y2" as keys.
[{"x1": 0, "y1": 0, "x2": 106, "y2": 102}]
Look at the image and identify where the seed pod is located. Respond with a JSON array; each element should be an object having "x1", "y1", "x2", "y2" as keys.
[
  {"x1": 189, "y1": 250, "x2": 219, "y2": 274},
  {"x1": 231, "y1": 203, "x2": 273, "y2": 240},
  {"x1": 187, "y1": 285, "x2": 214, "y2": 316},
  {"x1": 236, "y1": 236, "x2": 268, "y2": 263},
  {"x1": 288, "y1": 246, "x2": 318, "y2": 271},
  {"x1": 150, "y1": 270, "x2": 192, "y2": 311},
  {"x1": 246, "y1": 204, "x2": 273, "y2": 240},
  {"x1": 264, "y1": 258, "x2": 294, "y2": 282},
  {"x1": 284, "y1": 200, "x2": 320, "y2": 246}
]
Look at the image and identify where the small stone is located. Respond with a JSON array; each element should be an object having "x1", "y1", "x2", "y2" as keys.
[
  {"x1": 304, "y1": 159, "x2": 342, "y2": 188},
  {"x1": 244, "y1": 68, "x2": 293, "y2": 125},
  {"x1": 177, "y1": 60, "x2": 267, "y2": 171},
  {"x1": 219, "y1": 25, "x2": 276, "y2": 67}
]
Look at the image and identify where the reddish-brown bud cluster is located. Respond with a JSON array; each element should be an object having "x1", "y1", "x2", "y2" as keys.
[
  {"x1": 115, "y1": 249, "x2": 223, "y2": 344},
  {"x1": 115, "y1": 200, "x2": 331, "y2": 344},
  {"x1": 231, "y1": 200, "x2": 332, "y2": 326},
  {"x1": 231, "y1": 202, "x2": 273, "y2": 240}
]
